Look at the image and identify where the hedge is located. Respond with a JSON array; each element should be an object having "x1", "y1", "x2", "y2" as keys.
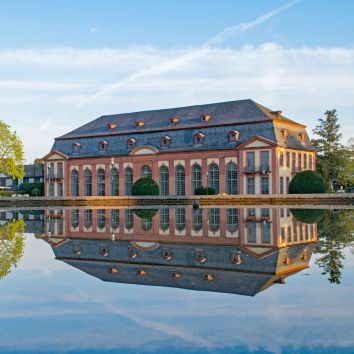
[
  {"x1": 18, "y1": 182, "x2": 44, "y2": 196},
  {"x1": 132, "y1": 178, "x2": 159, "y2": 196},
  {"x1": 0, "y1": 190, "x2": 13, "y2": 197},
  {"x1": 289, "y1": 170, "x2": 326, "y2": 194}
]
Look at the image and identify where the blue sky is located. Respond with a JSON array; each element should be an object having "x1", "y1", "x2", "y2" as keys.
[{"x1": 0, "y1": 0, "x2": 353, "y2": 161}]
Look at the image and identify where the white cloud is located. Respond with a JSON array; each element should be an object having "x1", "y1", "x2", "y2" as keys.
[
  {"x1": 90, "y1": 27, "x2": 98, "y2": 33},
  {"x1": 0, "y1": 43, "x2": 353, "y2": 162}
]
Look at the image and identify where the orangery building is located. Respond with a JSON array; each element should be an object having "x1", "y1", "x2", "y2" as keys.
[{"x1": 43, "y1": 99, "x2": 316, "y2": 197}]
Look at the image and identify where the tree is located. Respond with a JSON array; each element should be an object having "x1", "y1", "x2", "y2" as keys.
[
  {"x1": 314, "y1": 209, "x2": 354, "y2": 284},
  {"x1": 34, "y1": 158, "x2": 44, "y2": 165},
  {"x1": 0, "y1": 120, "x2": 25, "y2": 180},
  {"x1": 312, "y1": 110, "x2": 345, "y2": 191},
  {"x1": 132, "y1": 177, "x2": 159, "y2": 196},
  {"x1": 289, "y1": 170, "x2": 326, "y2": 194},
  {"x1": 0, "y1": 219, "x2": 25, "y2": 280}
]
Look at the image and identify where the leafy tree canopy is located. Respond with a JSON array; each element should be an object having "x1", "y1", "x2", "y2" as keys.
[
  {"x1": 0, "y1": 120, "x2": 25, "y2": 180},
  {"x1": 0, "y1": 219, "x2": 26, "y2": 280},
  {"x1": 314, "y1": 209, "x2": 354, "y2": 284},
  {"x1": 312, "y1": 110, "x2": 353, "y2": 190}
]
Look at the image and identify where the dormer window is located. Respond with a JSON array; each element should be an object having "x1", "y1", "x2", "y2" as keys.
[
  {"x1": 170, "y1": 116, "x2": 179, "y2": 124},
  {"x1": 127, "y1": 138, "x2": 136, "y2": 149},
  {"x1": 193, "y1": 133, "x2": 205, "y2": 145},
  {"x1": 200, "y1": 114, "x2": 212, "y2": 122},
  {"x1": 298, "y1": 133, "x2": 306, "y2": 144},
  {"x1": 160, "y1": 135, "x2": 171, "y2": 147},
  {"x1": 228, "y1": 130, "x2": 240, "y2": 142},
  {"x1": 106, "y1": 123, "x2": 117, "y2": 130},
  {"x1": 72, "y1": 143, "x2": 81, "y2": 153},
  {"x1": 99, "y1": 140, "x2": 108, "y2": 151},
  {"x1": 271, "y1": 110, "x2": 282, "y2": 119},
  {"x1": 135, "y1": 121, "x2": 145, "y2": 127},
  {"x1": 281, "y1": 129, "x2": 289, "y2": 142}
]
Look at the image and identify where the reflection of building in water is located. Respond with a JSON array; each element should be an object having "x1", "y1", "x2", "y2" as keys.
[
  {"x1": 44, "y1": 207, "x2": 317, "y2": 247},
  {"x1": 0, "y1": 210, "x2": 44, "y2": 234},
  {"x1": 43, "y1": 207, "x2": 318, "y2": 296}
]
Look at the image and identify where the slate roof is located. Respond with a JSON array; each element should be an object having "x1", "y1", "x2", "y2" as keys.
[
  {"x1": 51, "y1": 99, "x2": 314, "y2": 158},
  {"x1": 52, "y1": 239, "x2": 313, "y2": 296},
  {"x1": 24, "y1": 164, "x2": 44, "y2": 177}
]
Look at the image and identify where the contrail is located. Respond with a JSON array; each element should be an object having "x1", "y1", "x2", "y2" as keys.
[{"x1": 205, "y1": 0, "x2": 300, "y2": 46}]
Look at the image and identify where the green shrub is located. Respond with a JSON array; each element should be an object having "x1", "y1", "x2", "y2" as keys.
[
  {"x1": 133, "y1": 209, "x2": 158, "y2": 219},
  {"x1": 289, "y1": 170, "x2": 326, "y2": 194},
  {"x1": 132, "y1": 178, "x2": 159, "y2": 196},
  {"x1": 0, "y1": 190, "x2": 13, "y2": 197},
  {"x1": 18, "y1": 182, "x2": 44, "y2": 196},
  {"x1": 195, "y1": 186, "x2": 215, "y2": 195},
  {"x1": 290, "y1": 209, "x2": 325, "y2": 224}
]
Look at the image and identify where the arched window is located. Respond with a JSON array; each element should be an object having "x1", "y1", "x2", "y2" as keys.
[
  {"x1": 175, "y1": 164, "x2": 185, "y2": 196},
  {"x1": 84, "y1": 168, "x2": 92, "y2": 196},
  {"x1": 84, "y1": 209, "x2": 92, "y2": 229},
  {"x1": 226, "y1": 163, "x2": 238, "y2": 195},
  {"x1": 125, "y1": 167, "x2": 133, "y2": 196},
  {"x1": 140, "y1": 165, "x2": 152, "y2": 178},
  {"x1": 71, "y1": 169, "x2": 79, "y2": 196},
  {"x1": 208, "y1": 163, "x2": 219, "y2": 194},
  {"x1": 159, "y1": 165, "x2": 169, "y2": 196},
  {"x1": 192, "y1": 208, "x2": 202, "y2": 232},
  {"x1": 175, "y1": 208, "x2": 186, "y2": 231},
  {"x1": 226, "y1": 208, "x2": 239, "y2": 233},
  {"x1": 97, "y1": 209, "x2": 106, "y2": 229},
  {"x1": 71, "y1": 209, "x2": 79, "y2": 228},
  {"x1": 111, "y1": 209, "x2": 119, "y2": 230},
  {"x1": 125, "y1": 209, "x2": 134, "y2": 230},
  {"x1": 208, "y1": 208, "x2": 220, "y2": 232},
  {"x1": 159, "y1": 208, "x2": 169, "y2": 231},
  {"x1": 191, "y1": 163, "x2": 202, "y2": 194},
  {"x1": 111, "y1": 167, "x2": 119, "y2": 196},
  {"x1": 97, "y1": 168, "x2": 105, "y2": 196},
  {"x1": 140, "y1": 218, "x2": 152, "y2": 231}
]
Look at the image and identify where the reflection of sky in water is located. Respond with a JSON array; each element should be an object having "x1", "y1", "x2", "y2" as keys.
[{"x1": 1, "y1": 233, "x2": 354, "y2": 354}]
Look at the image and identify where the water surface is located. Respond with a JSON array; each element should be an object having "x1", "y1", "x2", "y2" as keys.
[{"x1": 1, "y1": 206, "x2": 353, "y2": 354}]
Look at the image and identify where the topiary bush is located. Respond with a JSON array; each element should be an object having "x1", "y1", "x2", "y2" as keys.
[
  {"x1": 290, "y1": 209, "x2": 325, "y2": 224},
  {"x1": 132, "y1": 177, "x2": 159, "y2": 196},
  {"x1": 195, "y1": 186, "x2": 215, "y2": 195},
  {"x1": 133, "y1": 209, "x2": 158, "y2": 219},
  {"x1": 289, "y1": 170, "x2": 326, "y2": 194}
]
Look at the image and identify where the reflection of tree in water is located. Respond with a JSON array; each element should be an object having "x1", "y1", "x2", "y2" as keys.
[
  {"x1": 314, "y1": 210, "x2": 354, "y2": 284},
  {"x1": 0, "y1": 219, "x2": 25, "y2": 280}
]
